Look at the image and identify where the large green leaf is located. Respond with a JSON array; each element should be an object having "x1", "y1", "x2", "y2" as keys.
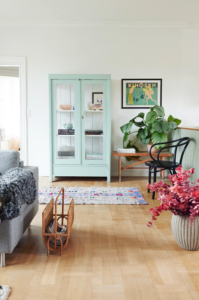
[
  {"x1": 168, "y1": 115, "x2": 174, "y2": 122},
  {"x1": 158, "y1": 118, "x2": 167, "y2": 121},
  {"x1": 146, "y1": 124, "x2": 154, "y2": 134},
  {"x1": 125, "y1": 140, "x2": 132, "y2": 148},
  {"x1": 151, "y1": 105, "x2": 165, "y2": 117},
  {"x1": 135, "y1": 112, "x2": 144, "y2": 119},
  {"x1": 141, "y1": 136, "x2": 150, "y2": 145},
  {"x1": 152, "y1": 120, "x2": 169, "y2": 133},
  {"x1": 168, "y1": 121, "x2": 178, "y2": 130},
  {"x1": 130, "y1": 112, "x2": 145, "y2": 122},
  {"x1": 120, "y1": 121, "x2": 133, "y2": 134},
  {"x1": 147, "y1": 124, "x2": 152, "y2": 131},
  {"x1": 123, "y1": 133, "x2": 129, "y2": 143},
  {"x1": 168, "y1": 115, "x2": 181, "y2": 127},
  {"x1": 146, "y1": 111, "x2": 158, "y2": 124},
  {"x1": 138, "y1": 128, "x2": 148, "y2": 139},
  {"x1": 151, "y1": 132, "x2": 168, "y2": 149},
  {"x1": 173, "y1": 118, "x2": 181, "y2": 126},
  {"x1": 134, "y1": 121, "x2": 146, "y2": 127},
  {"x1": 125, "y1": 142, "x2": 140, "y2": 160},
  {"x1": 130, "y1": 112, "x2": 145, "y2": 128}
]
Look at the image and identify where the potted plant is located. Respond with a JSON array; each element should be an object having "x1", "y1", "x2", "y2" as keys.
[
  {"x1": 120, "y1": 105, "x2": 181, "y2": 156},
  {"x1": 147, "y1": 166, "x2": 199, "y2": 250}
]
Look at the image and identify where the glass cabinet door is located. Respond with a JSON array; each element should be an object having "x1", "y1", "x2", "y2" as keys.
[
  {"x1": 81, "y1": 80, "x2": 107, "y2": 165},
  {"x1": 52, "y1": 79, "x2": 80, "y2": 164}
]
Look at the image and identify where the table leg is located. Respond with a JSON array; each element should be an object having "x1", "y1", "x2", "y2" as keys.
[
  {"x1": 162, "y1": 156, "x2": 165, "y2": 180},
  {"x1": 160, "y1": 157, "x2": 163, "y2": 179},
  {"x1": 119, "y1": 156, "x2": 121, "y2": 182}
]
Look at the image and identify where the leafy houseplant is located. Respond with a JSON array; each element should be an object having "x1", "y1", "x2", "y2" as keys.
[
  {"x1": 120, "y1": 105, "x2": 181, "y2": 156},
  {"x1": 147, "y1": 167, "x2": 199, "y2": 250}
]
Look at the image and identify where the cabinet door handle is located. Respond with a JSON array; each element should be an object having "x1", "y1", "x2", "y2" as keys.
[{"x1": 82, "y1": 115, "x2": 84, "y2": 119}]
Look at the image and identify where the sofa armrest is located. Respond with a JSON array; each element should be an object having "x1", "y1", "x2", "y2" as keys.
[
  {"x1": 0, "y1": 166, "x2": 39, "y2": 255},
  {"x1": 19, "y1": 161, "x2": 24, "y2": 168},
  {"x1": 23, "y1": 166, "x2": 39, "y2": 201}
]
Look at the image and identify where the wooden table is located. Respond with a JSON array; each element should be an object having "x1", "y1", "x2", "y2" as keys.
[{"x1": 112, "y1": 151, "x2": 173, "y2": 182}]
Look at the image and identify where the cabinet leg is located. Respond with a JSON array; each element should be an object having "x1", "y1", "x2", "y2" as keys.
[
  {"x1": 119, "y1": 156, "x2": 121, "y2": 182},
  {"x1": 107, "y1": 173, "x2": 111, "y2": 183}
]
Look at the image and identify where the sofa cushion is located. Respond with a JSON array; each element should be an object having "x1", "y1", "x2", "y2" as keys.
[{"x1": 0, "y1": 150, "x2": 20, "y2": 175}]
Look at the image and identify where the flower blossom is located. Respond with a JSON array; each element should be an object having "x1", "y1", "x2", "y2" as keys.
[
  {"x1": 189, "y1": 168, "x2": 195, "y2": 174},
  {"x1": 147, "y1": 166, "x2": 199, "y2": 227}
]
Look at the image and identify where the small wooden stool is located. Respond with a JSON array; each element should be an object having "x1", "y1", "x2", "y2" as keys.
[{"x1": 42, "y1": 187, "x2": 74, "y2": 256}]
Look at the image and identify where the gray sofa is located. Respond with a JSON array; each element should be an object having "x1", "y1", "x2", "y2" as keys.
[{"x1": 0, "y1": 150, "x2": 38, "y2": 267}]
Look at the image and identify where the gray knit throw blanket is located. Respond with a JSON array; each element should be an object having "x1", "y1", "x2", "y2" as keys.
[{"x1": 0, "y1": 167, "x2": 36, "y2": 222}]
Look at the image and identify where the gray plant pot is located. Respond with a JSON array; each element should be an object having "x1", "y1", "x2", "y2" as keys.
[{"x1": 171, "y1": 214, "x2": 199, "y2": 251}]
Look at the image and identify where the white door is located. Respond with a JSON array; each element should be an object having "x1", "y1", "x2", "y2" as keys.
[{"x1": 0, "y1": 57, "x2": 27, "y2": 163}]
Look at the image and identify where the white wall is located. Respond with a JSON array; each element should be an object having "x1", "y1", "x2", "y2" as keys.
[
  {"x1": 0, "y1": 26, "x2": 198, "y2": 176},
  {"x1": 180, "y1": 28, "x2": 199, "y2": 126}
]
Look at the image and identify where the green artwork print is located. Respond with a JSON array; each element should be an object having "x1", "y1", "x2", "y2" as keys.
[{"x1": 126, "y1": 82, "x2": 158, "y2": 106}]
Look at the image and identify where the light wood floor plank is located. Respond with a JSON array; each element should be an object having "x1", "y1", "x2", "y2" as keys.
[{"x1": 0, "y1": 176, "x2": 199, "y2": 300}]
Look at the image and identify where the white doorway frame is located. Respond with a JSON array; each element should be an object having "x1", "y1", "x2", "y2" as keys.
[{"x1": 0, "y1": 57, "x2": 27, "y2": 164}]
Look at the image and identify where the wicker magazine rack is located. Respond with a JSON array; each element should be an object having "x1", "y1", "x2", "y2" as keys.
[{"x1": 42, "y1": 187, "x2": 74, "y2": 256}]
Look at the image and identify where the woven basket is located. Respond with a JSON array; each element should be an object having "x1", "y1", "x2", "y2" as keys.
[{"x1": 42, "y1": 187, "x2": 74, "y2": 256}]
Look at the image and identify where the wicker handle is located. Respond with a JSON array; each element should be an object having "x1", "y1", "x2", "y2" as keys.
[{"x1": 54, "y1": 187, "x2": 65, "y2": 234}]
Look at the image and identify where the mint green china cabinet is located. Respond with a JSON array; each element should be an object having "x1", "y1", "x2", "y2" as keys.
[{"x1": 49, "y1": 74, "x2": 111, "y2": 182}]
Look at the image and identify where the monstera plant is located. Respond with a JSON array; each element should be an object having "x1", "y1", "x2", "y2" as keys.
[{"x1": 120, "y1": 105, "x2": 181, "y2": 157}]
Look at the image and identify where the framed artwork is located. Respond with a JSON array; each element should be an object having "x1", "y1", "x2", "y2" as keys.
[
  {"x1": 92, "y1": 92, "x2": 103, "y2": 105},
  {"x1": 121, "y1": 79, "x2": 162, "y2": 109}
]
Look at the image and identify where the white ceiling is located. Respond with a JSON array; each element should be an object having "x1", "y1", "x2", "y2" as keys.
[{"x1": 0, "y1": 0, "x2": 199, "y2": 27}]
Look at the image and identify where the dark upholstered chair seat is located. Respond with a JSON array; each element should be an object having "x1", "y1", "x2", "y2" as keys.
[{"x1": 145, "y1": 160, "x2": 180, "y2": 169}]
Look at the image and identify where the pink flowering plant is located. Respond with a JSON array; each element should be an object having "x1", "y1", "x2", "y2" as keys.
[{"x1": 147, "y1": 166, "x2": 199, "y2": 228}]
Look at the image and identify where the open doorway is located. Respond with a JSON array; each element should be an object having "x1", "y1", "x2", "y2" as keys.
[
  {"x1": 0, "y1": 66, "x2": 20, "y2": 152},
  {"x1": 0, "y1": 57, "x2": 27, "y2": 164}
]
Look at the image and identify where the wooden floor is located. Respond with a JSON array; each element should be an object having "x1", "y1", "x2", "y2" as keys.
[{"x1": 1, "y1": 176, "x2": 199, "y2": 300}]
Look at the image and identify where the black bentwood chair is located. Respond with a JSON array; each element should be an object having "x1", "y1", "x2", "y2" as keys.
[{"x1": 145, "y1": 137, "x2": 190, "y2": 199}]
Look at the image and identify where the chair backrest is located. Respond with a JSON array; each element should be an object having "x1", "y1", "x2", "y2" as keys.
[{"x1": 149, "y1": 137, "x2": 190, "y2": 167}]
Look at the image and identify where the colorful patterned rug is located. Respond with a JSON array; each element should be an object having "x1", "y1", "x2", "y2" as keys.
[{"x1": 39, "y1": 187, "x2": 148, "y2": 205}]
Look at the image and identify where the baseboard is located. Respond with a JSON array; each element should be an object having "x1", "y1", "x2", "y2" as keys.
[
  {"x1": 111, "y1": 170, "x2": 147, "y2": 177},
  {"x1": 39, "y1": 169, "x2": 49, "y2": 176},
  {"x1": 40, "y1": 169, "x2": 168, "y2": 178},
  {"x1": 111, "y1": 169, "x2": 169, "y2": 177}
]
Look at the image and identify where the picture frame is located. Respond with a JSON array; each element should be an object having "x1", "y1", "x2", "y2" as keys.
[
  {"x1": 92, "y1": 92, "x2": 103, "y2": 105},
  {"x1": 121, "y1": 79, "x2": 162, "y2": 109}
]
